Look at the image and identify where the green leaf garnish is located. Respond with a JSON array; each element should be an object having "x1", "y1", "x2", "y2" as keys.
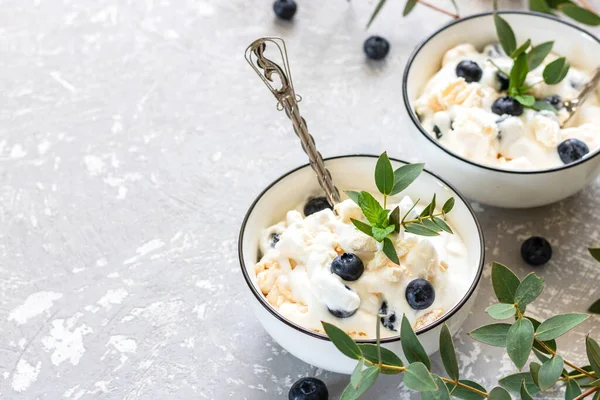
[
  {"x1": 350, "y1": 358, "x2": 365, "y2": 388},
  {"x1": 439, "y1": 324, "x2": 459, "y2": 381},
  {"x1": 535, "y1": 313, "x2": 589, "y2": 341},
  {"x1": 529, "y1": 361, "x2": 541, "y2": 388},
  {"x1": 529, "y1": 0, "x2": 554, "y2": 14},
  {"x1": 559, "y1": 3, "x2": 600, "y2": 25},
  {"x1": 346, "y1": 190, "x2": 360, "y2": 204},
  {"x1": 401, "y1": 314, "x2": 431, "y2": 369},
  {"x1": 486, "y1": 303, "x2": 517, "y2": 320},
  {"x1": 322, "y1": 321, "x2": 362, "y2": 360},
  {"x1": 510, "y1": 39, "x2": 531, "y2": 59},
  {"x1": 447, "y1": 379, "x2": 487, "y2": 399},
  {"x1": 488, "y1": 386, "x2": 512, "y2": 400},
  {"x1": 389, "y1": 206, "x2": 400, "y2": 234},
  {"x1": 405, "y1": 222, "x2": 440, "y2": 236},
  {"x1": 543, "y1": 56, "x2": 570, "y2": 84},
  {"x1": 499, "y1": 372, "x2": 540, "y2": 394},
  {"x1": 532, "y1": 99, "x2": 557, "y2": 112},
  {"x1": 527, "y1": 41, "x2": 554, "y2": 70},
  {"x1": 403, "y1": 362, "x2": 437, "y2": 392},
  {"x1": 441, "y1": 197, "x2": 455, "y2": 214},
  {"x1": 403, "y1": 0, "x2": 418, "y2": 17},
  {"x1": 375, "y1": 152, "x2": 394, "y2": 196},
  {"x1": 357, "y1": 191, "x2": 385, "y2": 225},
  {"x1": 391, "y1": 163, "x2": 425, "y2": 195},
  {"x1": 589, "y1": 248, "x2": 600, "y2": 262},
  {"x1": 514, "y1": 272, "x2": 544, "y2": 312},
  {"x1": 494, "y1": 13, "x2": 517, "y2": 56},
  {"x1": 589, "y1": 298, "x2": 600, "y2": 314},
  {"x1": 340, "y1": 366, "x2": 380, "y2": 400},
  {"x1": 492, "y1": 262, "x2": 521, "y2": 304},
  {"x1": 565, "y1": 379, "x2": 582, "y2": 400},
  {"x1": 432, "y1": 217, "x2": 453, "y2": 233},
  {"x1": 469, "y1": 323, "x2": 511, "y2": 347},
  {"x1": 526, "y1": 317, "x2": 557, "y2": 354},
  {"x1": 422, "y1": 375, "x2": 451, "y2": 400},
  {"x1": 358, "y1": 343, "x2": 404, "y2": 374},
  {"x1": 520, "y1": 380, "x2": 534, "y2": 400},
  {"x1": 372, "y1": 225, "x2": 395, "y2": 242},
  {"x1": 509, "y1": 53, "x2": 529, "y2": 95},
  {"x1": 538, "y1": 355, "x2": 563, "y2": 390},
  {"x1": 507, "y1": 317, "x2": 534, "y2": 370},
  {"x1": 351, "y1": 218, "x2": 374, "y2": 237}
]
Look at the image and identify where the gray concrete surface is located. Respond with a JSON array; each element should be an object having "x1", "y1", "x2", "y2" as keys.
[{"x1": 1, "y1": 0, "x2": 599, "y2": 398}]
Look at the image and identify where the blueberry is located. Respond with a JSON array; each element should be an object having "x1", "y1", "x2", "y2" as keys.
[
  {"x1": 364, "y1": 36, "x2": 390, "y2": 60},
  {"x1": 327, "y1": 286, "x2": 359, "y2": 318},
  {"x1": 558, "y1": 138, "x2": 589, "y2": 164},
  {"x1": 406, "y1": 279, "x2": 435, "y2": 310},
  {"x1": 304, "y1": 197, "x2": 332, "y2": 216},
  {"x1": 331, "y1": 253, "x2": 364, "y2": 281},
  {"x1": 456, "y1": 60, "x2": 483, "y2": 83},
  {"x1": 496, "y1": 71, "x2": 510, "y2": 92},
  {"x1": 521, "y1": 236, "x2": 552, "y2": 266},
  {"x1": 492, "y1": 96, "x2": 524, "y2": 116},
  {"x1": 433, "y1": 125, "x2": 442, "y2": 139},
  {"x1": 273, "y1": 0, "x2": 297, "y2": 20},
  {"x1": 269, "y1": 233, "x2": 280, "y2": 248},
  {"x1": 545, "y1": 95, "x2": 563, "y2": 110},
  {"x1": 379, "y1": 301, "x2": 398, "y2": 331},
  {"x1": 289, "y1": 377, "x2": 329, "y2": 400}
]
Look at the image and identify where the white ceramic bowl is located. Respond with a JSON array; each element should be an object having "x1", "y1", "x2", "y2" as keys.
[
  {"x1": 403, "y1": 11, "x2": 600, "y2": 208},
  {"x1": 238, "y1": 155, "x2": 484, "y2": 374}
]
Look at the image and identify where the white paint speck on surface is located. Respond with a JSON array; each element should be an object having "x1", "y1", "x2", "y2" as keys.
[
  {"x1": 11, "y1": 359, "x2": 41, "y2": 392},
  {"x1": 123, "y1": 239, "x2": 165, "y2": 265},
  {"x1": 42, "y1": 318, "x2": 92, "y2": 366},
  {"x1": 107, "y1": 335, "x2": 137, "y2": 353},
  {"x1": 212, "y1": 152, "x2": 222, "y2": 162},
  {"x1": 96, "y1": 258, "x2": 108, "y2": 267},
  {"x1": 8, "y1": 291, "x2": 63, "y2": 325},
  {"x1": 196, "y1": 280, "x2": 213, "y2": 290},
  {"x1": 83, "y1": 155, "x2": 105, "y2": 176},
  {"x1": 9, "y1": 144, "x2": 27, "y2": 159},
  {"x1": 49, "y1": 71, "x2": 76, "y2": 92},
  {"x1": 193, "y1": 302, "x2": 208, "y2": 320},
  {"x1": 97, "y1": 289, "x2": 128, "y2": 310},
  {"x1": 37, "y1": 140, "x2": 51, "y2": 155}
]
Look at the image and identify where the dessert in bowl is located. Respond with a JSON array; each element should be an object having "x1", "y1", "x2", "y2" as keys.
[
  {"x1": 403, "y1": 11, "x2": 600, "y2": 208},
  {"x1": 238, "y1": 155, "x2": 484, "y2": 374}
]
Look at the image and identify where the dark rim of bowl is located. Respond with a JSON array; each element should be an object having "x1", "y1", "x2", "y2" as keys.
[
  {"x1": 237, "y1": 154, "x2": 485, "y2": 344},
  {"x1": 402, "y1": 10, "x2": 600, "y2": 175}
]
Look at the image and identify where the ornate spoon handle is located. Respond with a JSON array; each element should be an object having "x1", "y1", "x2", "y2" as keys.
[
  {"x1": 244, "y1": 37, "x2": 340, "y2": 206},
  {"x1": 562, "y1": 67, "x2": 600, "y2": 127}
]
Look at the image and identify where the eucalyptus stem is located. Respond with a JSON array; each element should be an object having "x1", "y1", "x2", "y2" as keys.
[
  {"x1": 443, "y1": 378, "x2": 489, "y2": 397},
  {"x1": 573, "y1": 386, "x2": 600, "y2": 400},
  {"x1": 579, "y1": 0, "x2": 595, "y2": 12},
  {"x1": 417, "y1": 0, "x2": 460, "y2": 18},
  {"x1": 535, "y1": 339, "x2": 596, "y2": 379},
  {"x1": 403, "y1": 212, "x2": 444, "y2": 225},
  {"x1": 559, "y1": 371, "x2": 597, "y2": 381}
]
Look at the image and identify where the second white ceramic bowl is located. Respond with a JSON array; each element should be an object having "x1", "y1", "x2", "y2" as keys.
[
  {"x1": 238, "y1": 155, "x2": 484, "y2": 374},
  {"x1": 403, "y1": 11, "x2": 600, "y2": 208}
]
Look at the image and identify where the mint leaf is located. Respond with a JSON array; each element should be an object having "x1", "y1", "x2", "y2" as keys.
[
  {"x1": 391, "y1": 163, "x2": 424, "y2": 195},
  {"x1": 494, "y1": 13, "x2": 517, "y2": 55},
  {"x1": 439, "y1": 324, "x2": 459, "y2": 381},
  {"x1": 401, "y1": 314, "x2": 431, "y2": 369},
  {"x1": 375, "y1": 152, "x2": 394, "y2": 196},
  {"x1": 403, "y1": 362, "x2": 437, "y2": 392},
  {"x1": 527, "y1": 41, "x2": 554, "y2": 70},
  {"x1": 357, "y1": 191, "x2": 384, "y2": 225},
  {"x1": 535, "y1": 313, "x2": 589, "y2": 341},
  {"x1": 322, "y1": 322, "x2": 362, "y2": 360},
  {"x1": 366, "y1": 0, "x2": 388, "y2": 28},
  {"x1": 559, "y1": 3, "x2": 600, "y2": 25},
  {"x1": 351, "y1": 218, "x2": 374, "y2": 237},
  {"x1": 469, "y1": 323, "x2": 511, "y2": 346},
  {"x1": 492, "y1": 262, "x2": 521, "y2": 303},
  {"x1": 377, "y1": 209, "x2": 391, "y2": 227},
  {"x1": 486, "y1": 303, "x2": 516, "y2": 320},
  {"x1": 382, "y1": 237, "x2": 399, "y2": 264},
  {"x1": 514, "y1": 94, "x2": 535, "y2": 107},
  {"x1": 514, "y1": 272, "x2": 544, "y2": 312},
  {"x1": 372, "y1": 225, "x2": 395, "y2": 242}
]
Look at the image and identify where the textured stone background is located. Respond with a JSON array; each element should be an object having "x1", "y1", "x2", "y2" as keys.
[{"x1": 1, "y1": 0, "x2": 599, "y2": 398}]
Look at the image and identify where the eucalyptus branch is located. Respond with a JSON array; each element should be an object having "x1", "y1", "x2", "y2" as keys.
[
  {"x1": 417, "y1": 0, "x2": 460, "y2": 19},
  {"x1": 535, "y1": 339, "x2": 596, "y2": 379},
  {"x1": 573, "y1": 386, "x2": 600, "y2": 400}
]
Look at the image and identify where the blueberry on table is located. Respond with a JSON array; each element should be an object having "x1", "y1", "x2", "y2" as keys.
[
  {"x1": 558, "y1": 138, "x2": 589, "y2": 164},
  {"x1": 433, "y1": 125, "x2": 442, "y2": 139},
  {"x1": 491, "y1": 96, "x2": 524, "y2": 117},
  {"x1": 406, "y1": 279, "x2": 435, "y2": 310},
  {"x1": 303, "y1": 197, "x2": 332, "y2": 216},
  {"x1": 363, "y1": 36, "x2": 390, "y2": 60},
  {"x1": 289, "y1": 377, "x2": 329, "y2": 400},
  {"x1": 456, "y1": 60, "x2": 483, "y2": 83},
  {"x1": 496, "y1": 71, "x2": 509, "y2": 92},
  {"x1": 521, "y1": 236, "x2": 552, "y2": 266},
  {"x1": 273, "y1": 0, "x2": 297, "y2": 20},
  {"x1": 331, "y1": 253, "x2": 364, "y2": 281},
  {"x1": 379, "y1": 301, "x2": 398, "y2": 331},
  {"x1": 545, "y1": 95, "x2": 563, "y2": 110}
]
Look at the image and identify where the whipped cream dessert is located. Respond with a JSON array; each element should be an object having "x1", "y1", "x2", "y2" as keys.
[
  {"x1": 414, "y1": 43, "x2": 600, "y2": 170},
  {"x1": 253, "y1": 196, "x2": 470, "y2": 338}
]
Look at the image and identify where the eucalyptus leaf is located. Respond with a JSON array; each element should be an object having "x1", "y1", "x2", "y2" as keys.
[
  {"x1": 494, "y1": 13, "x2": 517, "y2": 56},
  {"x1": 565, "y1": 379, "x2": 582, "y2": 400},
  {"x1": 433, "y1": 217, "x2": 453, "y2": 234},
  {"x1": 403, "y1": 362, "x2": 437, "y2": 392},
  {"x1": 357, "y1": 191, "x2": 384, "y2": 225},
  {"x1": 346, "y1": 190, "x2": 360, "y2": 204},
  {"x1": 400, "y1": 314, "x2": 431, "y2": 369},
  {"x1": 421, "y1": 375, "x2": 451, "y2": 400},
  {"x1": 403, "y1": 0, "x2": 418, "y2": 16},
  {"x1": 514, "y1": 273, "x2": 544, "y2": 312},
  {"x1": 535, "y1": 313, "x2": 589, "y2": 341},
  {"x1": 372, "y1": 225, "x2": 395, "y2": 242},
  {"x1": 382, "y1": 237, "x2": 399, "y2": 265},
  {"x1": 389, "y1": 206, "x2": 400, "y2": 234},
  {"x1": 404, "y1": 222, "x2": 439, "y2": 237},
  {"x1": 509, "y1": 53, "x2": 529, "y2": 94},
  {"x1": 469, "y1": 323, "x2": 511, "y2": 347},
  {"x1": 527, "y1": 41, "x2": 554, "y2": 70},
  {"x1": 340, "y1": 366, "x2": 380, "y2": 400},
  {"x1": 527, "y1": 317, "x2": 557, "y2": 354},
  {"x1": 529, "y1": 0, "x2": 554, "y2": 14},
  {"x1": 532, "y1": 99, "x2": 558, "y2": 112},
  {"x1": 486, "y1": 303, "x2": 516, "y2": 320},
  {"x1": 442, "y1": 197, "x2": 455, "y2": 214},
  {"x1": 520, "y1": 380, "x2": 534, "y2": 400},
  {"x1": 391, "y1": 163, "x2": 424, "y2": 195},
  {"x1": 589, "y1": 248, "x2": 600, "y2": 262},
  {"x1": 499, "y1": 372, "x2": 540, "y2": 394},
  {"x1": 529, "y1": 361, "x2": 541, "y2": 388},
  {"x1": 351, "y1": 218, "x2": 374, "y2": 238},
  {"x1": 589, "y1": 298, "x2": 600, "y2": 315},
  {"x1": 538, "y1": 355, "x2": 563, "y2": 390},
  {"x1": 507, "y1": 317, "x2": 534, "y2": 370},
  {"x1": 401, "y1": 198, "x2": 420, "y2": 224},
  {"x1": 587, "y1": 336, "x2": 600, "y2": 376},
  {"x1": 492, "y1": 262, "x2": 521, "y2": 304},
  {"x1": 350, "y1": 358, "x2": 365, "y2": 388},
  {"x1": 543, "y1": 57, "x2": 568, "y2": 84},
  {"x1": 488, "y1": 386, "x2": 511, "y2": 400},
  {"x1": 366, "y1": 0, "x2": 387, "y2": 28},
  {"x1": 322, "y1": 322, "x2": 362, "y2": 360},
  {"x1": 375, "y1": 152, "x2": 394, "y2": 196},
  {"x1": 422, "y1": 219, "x2": 443, "y2": 233},
  {"x1": 358, "y1": 343, "x2": 404, "y2": 375},
  {"x1": 447, "y1": 380, "x2": 487, "y2": 400},
  {"x1": 559, "y1": 3, "x2": 600, "y2": 25},
  {"x1": 510, "y1": 39, "x2": 531, "y2": 59},
  {"x1": 439, "y1": 324, "x2": 459, "y2": 381},
  {"x1": 449, "y1": 0, "x2": 459, "y2": 15}
]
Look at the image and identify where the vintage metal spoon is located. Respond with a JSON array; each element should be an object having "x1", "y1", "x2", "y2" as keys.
[
  {"x1": 245, "y1": 37, "x2": 341, "y2": 206},
  {"x1": 562, "y1": 66, "x2": 600, "y2": 127}
]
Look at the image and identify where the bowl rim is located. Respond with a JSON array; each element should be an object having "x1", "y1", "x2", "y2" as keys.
[
  {"x1": 238, "y1": 154, "x2": 485, "y2": 344},
  {"x1": 402, "y1": 10, "x2": 600, "y2": 175}
]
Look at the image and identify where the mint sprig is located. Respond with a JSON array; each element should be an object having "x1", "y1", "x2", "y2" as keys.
[
  {"x1": 493, "y1": 12, "x2": 571, "y2": 110},
  {"x1": 347, "y1": 152, "x2": 454, "y2": 264}
]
